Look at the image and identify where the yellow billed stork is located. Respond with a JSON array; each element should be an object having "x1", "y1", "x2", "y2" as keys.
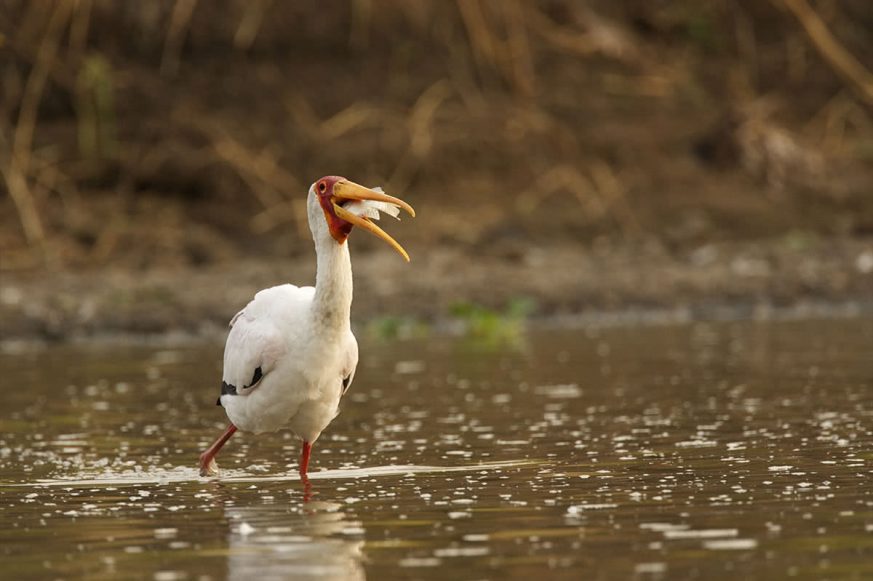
[{"x1": 198, "y1": 176, "x2": 415, "y2": 479}]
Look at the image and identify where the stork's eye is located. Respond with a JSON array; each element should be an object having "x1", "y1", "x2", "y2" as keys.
[{"x1": 317, "y1": 182, "x2": 327, "y2": 194}]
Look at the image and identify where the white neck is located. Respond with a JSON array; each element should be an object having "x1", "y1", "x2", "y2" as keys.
[{"x1": 311, "y1": 234, "x2": 353, "y2": 335}]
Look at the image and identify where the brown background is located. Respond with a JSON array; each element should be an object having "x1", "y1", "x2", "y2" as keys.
[{"x1": 1, "y1": 1, "x2": 872, "y2": 339}]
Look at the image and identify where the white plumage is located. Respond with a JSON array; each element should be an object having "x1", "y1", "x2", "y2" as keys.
[
  {"x1": 199, "y1": 176, "x2": 414, "y2": 479},
  {"x1": 219, "y1": 284, "x2": 357, "y2": 440}
]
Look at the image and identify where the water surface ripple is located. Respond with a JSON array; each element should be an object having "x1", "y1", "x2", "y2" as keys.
[{"x1": 1, "y1": 318, "x2": 871, "y2": 579}]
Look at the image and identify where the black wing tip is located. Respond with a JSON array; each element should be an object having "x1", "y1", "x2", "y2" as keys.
[
  {"x1": 219, "y1": 380, "x2": 236, "y2": 405},
  {"x1": 218, "y1": 366, "x2": 262, "y2": 405},
  {"x1": 221, "y1": 380, "x2": 238, "y2": 396}
]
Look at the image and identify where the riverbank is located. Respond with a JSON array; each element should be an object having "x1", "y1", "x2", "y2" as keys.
[
  {"x1": 2, "y1": 236, "x2": 871, "y2": 343},
  {"x1": 3, "y1": 3, "x2": 872, "y2": 344}
]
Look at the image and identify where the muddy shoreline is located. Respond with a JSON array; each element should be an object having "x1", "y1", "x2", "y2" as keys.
[{"x1": 2, "y1": 237, "x2": 871, "y2": 344}]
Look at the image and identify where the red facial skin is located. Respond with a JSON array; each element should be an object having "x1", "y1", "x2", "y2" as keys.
[{"x1": 315, "y1": 175, "x2": 353, "y2": 244}]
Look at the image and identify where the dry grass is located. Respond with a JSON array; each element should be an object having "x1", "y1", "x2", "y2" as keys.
[
  {"x1": 3, "y1": 1, "x2": 74, "y2": 265},
  {"x1": 1, "y1": 0, "x2": 871, "y2": 270},
  {"x1": 777, "y1": 0, "x2": 873, "y2": 106}
]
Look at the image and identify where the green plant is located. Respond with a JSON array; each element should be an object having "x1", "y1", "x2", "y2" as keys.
[
  {"x1": 366, "y1": 315, "x2": 430, "y2": 341},
  {"x1": 76, "y1": 53, "x2": 116, "y2": 161},
  {"x1": 449, "y1": 297, "x2": 535, "y2": 347}
]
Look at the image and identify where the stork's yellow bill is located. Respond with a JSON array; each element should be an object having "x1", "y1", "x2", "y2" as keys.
[{"x1": 313, "y1": 177, "x2": 416, "y2": 262}]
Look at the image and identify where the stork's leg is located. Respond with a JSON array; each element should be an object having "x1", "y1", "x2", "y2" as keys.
[
  {"x1": 199, "y1": 424, "x2": 237, "y2": 476},
  {"x1": 299, "y1": 440, "x2": 313, "y2": 501},
  {"x1": 299, "y1": 441, "x2": 312, "y2": 477}
]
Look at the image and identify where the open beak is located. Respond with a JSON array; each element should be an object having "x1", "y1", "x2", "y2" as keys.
[{"x1": 331, "y1": 180, "x2": 416, "y2": 261}]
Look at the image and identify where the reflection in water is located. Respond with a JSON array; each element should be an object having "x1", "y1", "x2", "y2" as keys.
[{"x1": 225, "y1": 501, "x2": 365, "y2": 581}]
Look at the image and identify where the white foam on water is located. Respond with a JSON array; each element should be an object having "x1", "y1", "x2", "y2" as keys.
[{"x1": 10, "y1": 459, "x2": 535, "y2": 489}]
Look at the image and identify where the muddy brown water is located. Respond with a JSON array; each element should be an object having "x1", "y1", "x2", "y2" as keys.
[{"x1": 1, "y1": 318, "x2": 871, "y2": 580}]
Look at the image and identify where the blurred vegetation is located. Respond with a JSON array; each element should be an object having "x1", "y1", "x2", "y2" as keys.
[
  {"x1": 450, "y1": 297, "x2": 535, "y2": 347},
  {"x1": 366, "y1": 297, "x2": 534, "y2": 347},
  {"x1": 1, "y1": 0, "x2": 872, "y2": 271},
  {"x1": 366, "y1": 314, "x2": 430, "y2": 342},
  {"x1": 75, "y1": 54, "x2": 115, "y2": 163}
]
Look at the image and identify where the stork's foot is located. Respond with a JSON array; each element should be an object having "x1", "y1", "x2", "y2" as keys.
[
  {"x1": 198, "y1": 424, "x2": 237, "y2": 477},
  {"x1": 199, "y1": 453, "x2": 219, "y2": 477}
]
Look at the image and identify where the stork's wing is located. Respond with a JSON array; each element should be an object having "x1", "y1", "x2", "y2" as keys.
[
  {"x1": 219, "y1": 311, "x2": 283, "y2": 402},
  {"x1": 341, "y1": 330, "x2": 359, "y2": 396},
  {"x1": 218, "y1": 285, "x2": 310, "y2": 405}
]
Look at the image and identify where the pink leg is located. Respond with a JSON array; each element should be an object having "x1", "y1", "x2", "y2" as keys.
[
  {"x1": 199, "y1": 424, "x2": 237, "y2": 476},
  {"x1": 299, "y1": 440, "x2": 312, "y2": 477},
  {"x1": 299, "y1": 441, "x2": 313, "y2": 501}
]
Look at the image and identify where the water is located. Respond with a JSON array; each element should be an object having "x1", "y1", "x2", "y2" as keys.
[{"x1": 1, "y1": 318, "x2": 871, "y2": 580}]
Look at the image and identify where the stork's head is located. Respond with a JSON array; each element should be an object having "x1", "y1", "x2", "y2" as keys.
[{"x1": 309, "y1": 176, "x2": 416, "y2": 261}]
